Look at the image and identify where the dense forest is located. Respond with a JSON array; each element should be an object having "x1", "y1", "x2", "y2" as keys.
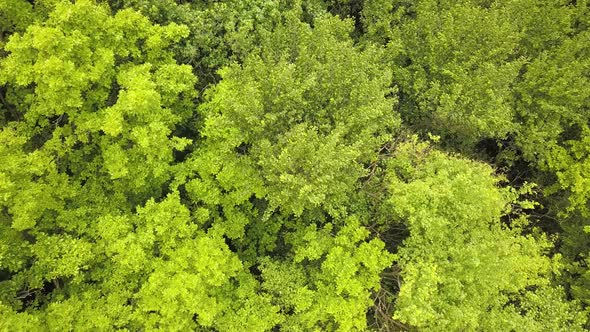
[{"x1": 1, "y1": 0, "x2": 589, "y2": 330}]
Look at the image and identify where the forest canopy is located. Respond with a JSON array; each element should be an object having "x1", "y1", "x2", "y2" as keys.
[{"x1": 0, "y1": 0, "x2": 589, "y2": 331}]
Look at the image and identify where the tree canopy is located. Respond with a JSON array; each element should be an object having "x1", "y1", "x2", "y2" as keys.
[{"x1": 0, "y1": 0, "x2": 589, "y2": 331}]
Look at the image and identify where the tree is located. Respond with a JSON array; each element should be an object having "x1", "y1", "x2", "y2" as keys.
[
  {"x1": 0, "y1": 1, "x2": 227, "y2": 329},
  {"x1": 379, "y1": 0, "x2": 524, "y2": 147},
  {"x1": 385, "y1": 138, "x2": 585, "y2": 330},
  {"x1": 183, "y1": 11, "x2": 398, "y2": 329},
  {"x1": 0, "y1": 2, "x2": 396, "y2": 330}
]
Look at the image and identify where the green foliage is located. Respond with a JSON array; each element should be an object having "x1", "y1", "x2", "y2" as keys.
[
  {"x1": 106, "y1": 0, "x2": 294, "y2": 88},
  {"x1": 261, "y1": 218, "x2": 393, "y2": 331},
  {"x1": 1, "y1": 0, "x2": 589, "y2": 330},
  {"x1": 516, "y1": 29, "x2": 590, "y2": 216},
  {"x1": 0, "y1": 0, "x2": 196, "y2": 209},
  {"x1": 196, "y1": 12, "x2": 397, "y2": 219},
  {"x1": 384, "y1": 0, "x2": 524, "y2": 145},
  {"x1": 387, "y1": 138, "x2": 584, "y2": 330},
  {"x1": 0, "y1": 0, "x2": 35, "y2": 36}
]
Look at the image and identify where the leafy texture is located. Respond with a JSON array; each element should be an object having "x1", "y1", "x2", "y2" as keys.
[
  {"x1": 387, "y1": 139, "x2": 583, "y2": 330},
  {"x1": 1, "y1": 0, "x2": 588, "y2": 330}
]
